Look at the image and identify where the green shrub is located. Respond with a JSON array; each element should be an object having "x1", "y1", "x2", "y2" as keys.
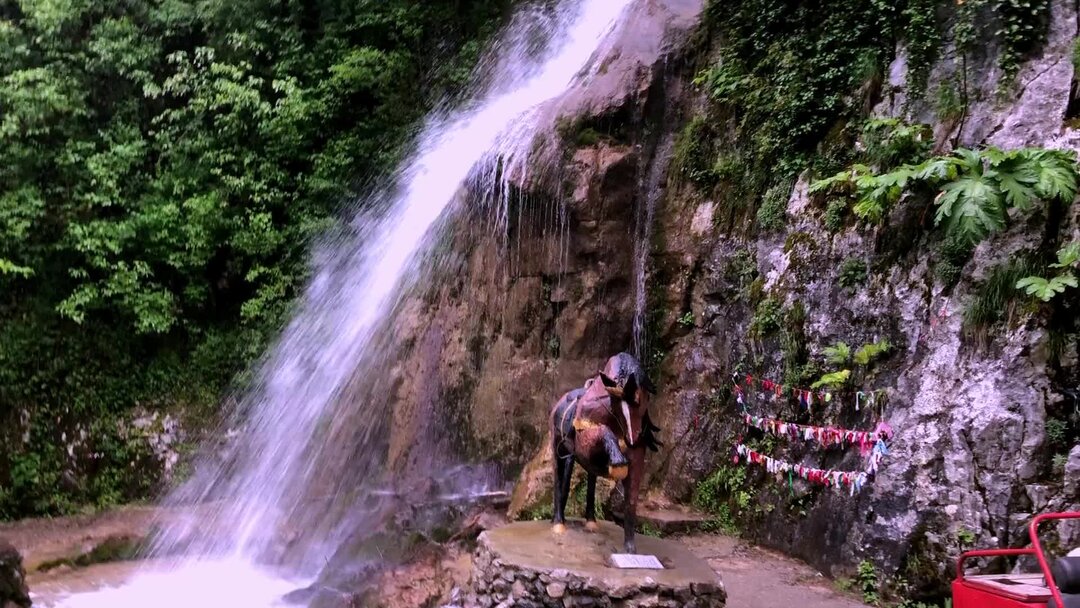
[
  {"x1": 964, "y1": 257, "x2": 1039, "y2": 334},
  {"x1": 673, "y1": 116, "x2": 718, "y2": 187},
  {"x1": 935, "y1": 234, "x2": 974, "y2": 286},
  {"x1": 1054, "y1": 453, "x2": 1069, "y2": 473},
  {"x1": 749, "y1": 296, "x2": 784, "y2": 337},
  {"x1": 857, "y1": 560, "x2": 880, "y2": 605},
  {"x1": 757, "y1": 182, "x2": 791, "y2": 231},
  {"x1": 824, "y1": 199, "x2": 849, "y2": 232},
  {"x1": 1047, "y1": 417, "x2": 1068, "y2": 445},
  {"x1": 838, "y1": 258, "x2": 868, "y2": 288}
]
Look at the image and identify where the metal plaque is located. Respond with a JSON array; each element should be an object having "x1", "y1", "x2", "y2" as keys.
[{"x1": 610, "y1": 553, "x2": 664, "y2": 569}]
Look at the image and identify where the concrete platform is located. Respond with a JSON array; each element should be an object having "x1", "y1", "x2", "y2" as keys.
[
  {"x1": 463, "y1": 520, "x2": 725, "y2": 607},
  {"x1": 610, "y1": 505, "x2": 714, "y2": 535}
]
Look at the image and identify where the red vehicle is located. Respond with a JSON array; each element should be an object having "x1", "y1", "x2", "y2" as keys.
[{"x1": 953, "y1": 512, "x2": 1080, "y2": 608}]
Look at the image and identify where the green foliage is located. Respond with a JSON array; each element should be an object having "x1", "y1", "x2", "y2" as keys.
[
  {"x1": 1046, "y1": 417, "x2": 1067, "y2": 445},
  {"x1": 694, "y1": 465, "x2": 752, "y2": 534},
  {"x1": 697, "y1": 0, "x2": 901, "y2": 187},
  {"x1": 995, "y1": 0, "x2": 1051, "y2": 91},
  {"x1": 824, "y1": 199, "x2": 849, "y2": 232},
  {"x1": 956, "y1": 528, "x2": 977, "y2": 547},
  {"x1": 902, "y1": 0, "x2": 941, "y2": 102},
  {"x1": 854, "y1": 339, "x2": 892, "y2": 366},
  {"x1": 823, "y1": 342, "x2": 852, "y2": 365},
  {"x1": 757, "y1": 182, "x2": 791, "y2": 231},
  {"x1": 749, "y1": 296, "x2": 784, "y2": 337},
  {"x1": 672, "y1": 116, "x2": 719, "y2": 187},
  {"x1": 727, "y1": 249, "x2": 759, "y2": 297},
  {"x1": 639, "y1": 522, "x2": 662, "y2": 537},
  {"x1": 1053, "y1": 453, "x2": 1069, "y2": 473},
  {"x1": 861, "y1": 119, "x2": 933, "y2": 170},
  {"x1": 1016, "y1": 241, "x2": 1079, "y2": 302},
  {"x1": 522, "y1": 502, "x2": 554, "y2": 522},
  {"x1": 817, "y1": 146, "x2": 1079, "y2": 243},
  {"x1": 857, "y1": 560, "x2": 881, "y2": 606},
  {"x1": 838, "y1": 258, "x2": 868, "y2": 288},
  {"x1": 678, "y1": 311, "x2": 696, "y2": 328},
  {"x1": 935, "y1": 78, "x2": 965, "y2": 124},
  {"x1": 0, "y1": 0, "x2": 512, "y2": 518},
  {"x1": 935, "y1": 233, "x2": 975, "y2": 285},
  {"x1": 898, "y1": 601, "x2": 952, "y2": 608},
  {"x1": 1016, "y1": 274, "x2": 1078, "y2": 302},
  {"x1": 812, "y1": 368, "x2": 851, "y2": 389},
  {"x1": 810, "y1": 163, "x2": 902, "y2": 223},
  {"x1": 965, "y1": 257, "x2": 1039, "y2": 334}
]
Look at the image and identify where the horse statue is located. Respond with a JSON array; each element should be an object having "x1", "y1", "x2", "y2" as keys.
[{"x1": 549, "y1": 352, "x2": 660, "y2": 553}]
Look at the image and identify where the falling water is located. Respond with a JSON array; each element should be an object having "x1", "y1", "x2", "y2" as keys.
[
  {"x1": 631, "y1": 134, "x2": 674, "y2": 360},
  {"x1": 42, "y1": 1, "x2": 634, "y2": 607}
]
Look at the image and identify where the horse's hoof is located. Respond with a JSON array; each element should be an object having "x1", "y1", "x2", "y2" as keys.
[
  {"x1": 552, "y1": 523, "x2": 567, "y2": 535},
  {"x1": 608, "y1": 464, "x2": 628, "y2": 481},
  {"x1": 584, "y1": 521, "x2": 600, "y2": 533}
]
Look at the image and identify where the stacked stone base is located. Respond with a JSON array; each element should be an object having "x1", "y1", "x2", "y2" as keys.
[{"x1": 457, "y1": 521, "x2": 725, "y2": 608}]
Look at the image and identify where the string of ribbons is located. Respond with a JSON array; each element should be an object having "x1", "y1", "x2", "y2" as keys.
[
  {"x1": 743, "y1": 414, "x2": 893, "y2": 455},
  {"x1": 735, "y1": 444, "x2": 870, "y2": 495},
  {"x1": 735, "y1": 374, "x2": 883, "y2": 413}
]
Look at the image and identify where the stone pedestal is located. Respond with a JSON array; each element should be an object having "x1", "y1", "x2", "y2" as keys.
[{"x1": 462, "y1": 521, "x2": 725, "y2": 607}]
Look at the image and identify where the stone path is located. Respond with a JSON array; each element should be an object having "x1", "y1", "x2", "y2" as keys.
[{"x1": 680, "y1": 534, "x2": 868, "y2": 608}]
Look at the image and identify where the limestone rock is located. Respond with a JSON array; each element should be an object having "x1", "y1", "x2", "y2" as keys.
[
  {"x1": 0, "y1": 541, "x2": 30, "y2": 608},
  {"x1": 508, "y1": 440, "x2": 554, "y2": 520},
  {"x1": 1064, "y1": 445, "x2": 1080, "y2": 498}
]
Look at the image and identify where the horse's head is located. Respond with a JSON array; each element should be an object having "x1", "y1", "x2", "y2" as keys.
[{"x1": 596, "y1": 352, "x2": 656, "y2": 448}]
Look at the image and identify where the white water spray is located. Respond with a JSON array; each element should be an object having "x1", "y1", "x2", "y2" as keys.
[{"x1": 41, "y1": 1, "x2": 634, "y2": 606}]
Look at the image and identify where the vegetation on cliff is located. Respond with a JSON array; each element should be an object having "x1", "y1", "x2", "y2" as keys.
[
  {"x1": 670, "y1": 0, "x2": 1076, "y2": 603},
  {"x1": 0, "y1": 0, "x2": 511, "y2": 518}
]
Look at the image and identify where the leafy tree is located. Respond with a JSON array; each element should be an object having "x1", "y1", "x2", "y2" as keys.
[{"x1": 0, "y1": 0, "x2": 513, "y2": 518}]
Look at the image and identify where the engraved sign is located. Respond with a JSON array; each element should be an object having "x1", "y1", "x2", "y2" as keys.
[{"x1": 610, "y1": 553, "x2": 664, "y2": 569}]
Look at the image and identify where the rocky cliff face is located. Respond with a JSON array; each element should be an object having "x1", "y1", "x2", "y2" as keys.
[{"x1": 379, "y1": 0, "x2": 1080, "y2": 600}]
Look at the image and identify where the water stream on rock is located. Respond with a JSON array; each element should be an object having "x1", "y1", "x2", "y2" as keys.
[{"x1": 40, "y1": 1, "x2": 634, "y2": 606}]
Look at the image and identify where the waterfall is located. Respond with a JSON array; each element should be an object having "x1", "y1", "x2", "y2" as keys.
[
  {"x1": 45, "y1": 1, "x2": 634, "y2": 607},
  {"x1": 631, "y1": 134, "x2": 674, "y2": 361}
]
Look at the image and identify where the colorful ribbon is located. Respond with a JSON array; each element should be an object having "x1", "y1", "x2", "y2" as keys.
[
  {"x1": 736, "y1": 373, "x2": 885, "y2": 413},
  {"x1": 743, "y1": 414, "x2": 893, "y2": 456},
  {"x1": 735, "y1": 444, "x2": 870, "y2": 496}
]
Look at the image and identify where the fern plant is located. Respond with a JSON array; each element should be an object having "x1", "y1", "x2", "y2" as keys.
[
  {"x1": 822, "y1": 342, "x2": 851, "y2": 365},
  {"x1": 811, "y1": 369, "x2": 851, "y2": 389},
  {"x1": 853, "y1": 339, "x2": 892, "y2": 366},
  {"x1": 1016, "y1": 241, "x2": 1079, "y2": 302}
]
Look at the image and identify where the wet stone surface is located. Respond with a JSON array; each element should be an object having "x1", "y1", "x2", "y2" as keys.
[{"x1": 445, "y1": 521, "x2": 725, "y2": 607}]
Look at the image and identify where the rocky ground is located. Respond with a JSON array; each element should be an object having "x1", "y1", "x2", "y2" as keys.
[{"x1": 0, "y1": 507, "x2": 868, "y2": 608}]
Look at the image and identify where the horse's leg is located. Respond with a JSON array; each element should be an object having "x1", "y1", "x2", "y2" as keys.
[
  {"x1": 621, "y1": 445, "x2": 645, "y2": 554},
  {"x1": 584, "y1": 473, "x2": 599, "y2": 532},
  {"x1": 552, "y1": 435, "x2": 567, "y2": 533},
  {"x1": 554, "y1": 453, "x2": 574, "y2": 534}
]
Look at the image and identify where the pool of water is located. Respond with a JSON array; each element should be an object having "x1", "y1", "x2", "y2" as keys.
[{"x1": 32, "y1": 558, "x2": 309, "y2": 608}]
